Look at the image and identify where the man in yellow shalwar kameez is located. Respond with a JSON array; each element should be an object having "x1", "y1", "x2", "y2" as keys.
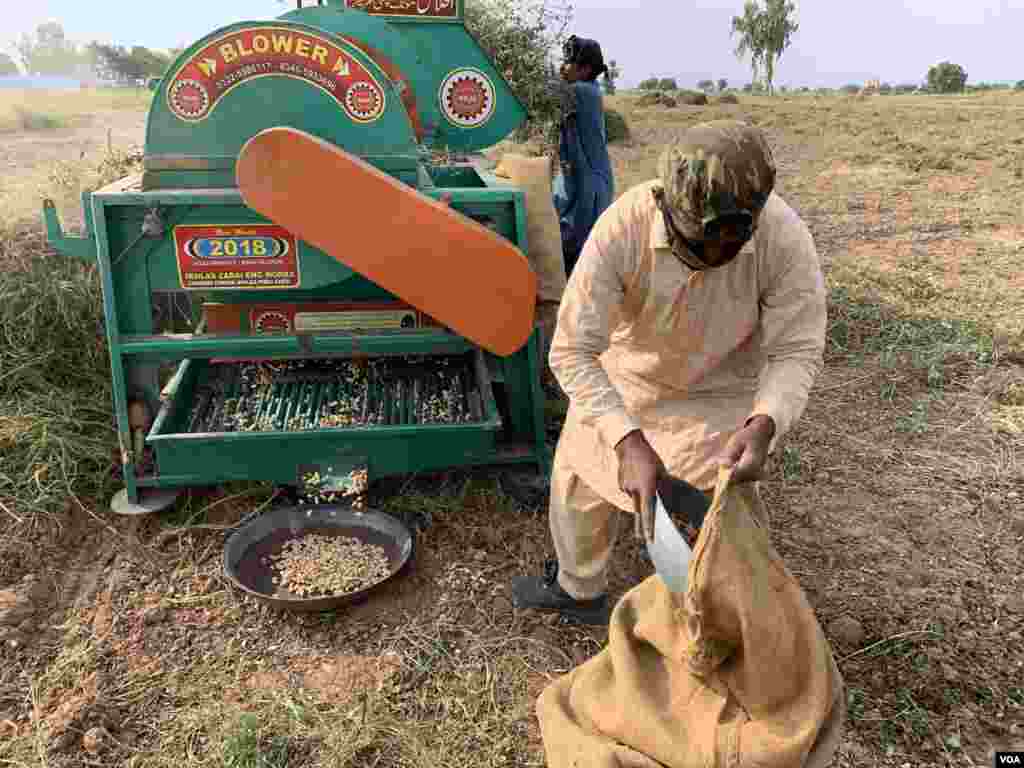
[{"x1": 512, "y1": 120, "x2": 828, "y2": 624}]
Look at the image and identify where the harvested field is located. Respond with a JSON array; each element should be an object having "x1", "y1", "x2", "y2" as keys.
[{"x1": 0, "y1": 89, "x2": 1022, "y2": 767}]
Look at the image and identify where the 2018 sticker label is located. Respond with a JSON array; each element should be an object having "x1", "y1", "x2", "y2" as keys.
[
  {"x1": 174, "y1": 224, "x2": 300, "y2": 290},
  {"x1": 166, "y1": 26, "x2": 386, "y2": 123}
]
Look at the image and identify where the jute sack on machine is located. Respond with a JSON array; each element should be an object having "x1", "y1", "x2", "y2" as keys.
[
  {"x1": 537, "y1": 467, "x2": 847, "y2": 768},
  {"x1": 493, "y1": 153, "x2": 567, "y2": 304}
]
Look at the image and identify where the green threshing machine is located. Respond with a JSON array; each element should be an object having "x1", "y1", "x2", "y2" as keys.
[{"x1": 44, "y1": 0, "x2": 550, "y2": 515}]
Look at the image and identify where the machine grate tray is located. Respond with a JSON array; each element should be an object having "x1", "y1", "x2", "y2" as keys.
[{"x1": 185, "y1": 355, "x2": 485, "y2": 434}]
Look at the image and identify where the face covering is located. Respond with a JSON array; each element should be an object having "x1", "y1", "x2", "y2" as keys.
[
  {"x1": 655, "y1": 197, "x2": 756, "y2": 270},
  {"x1": 653, "y1": 120, "x2": 776, "y2": 271}
]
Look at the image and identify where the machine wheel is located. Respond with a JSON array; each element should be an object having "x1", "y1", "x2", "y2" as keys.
[{"x1": 110, "y1": 487, "x2": 182, "y2": 516}]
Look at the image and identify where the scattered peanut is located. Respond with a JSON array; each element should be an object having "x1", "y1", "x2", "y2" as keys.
[{"x1": 299, "y1": 466, "x2": 369, "y2": 507}]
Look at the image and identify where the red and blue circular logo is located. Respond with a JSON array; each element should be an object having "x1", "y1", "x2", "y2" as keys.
[{"x1": 439, "y1": 68, "x2": 495, "y2": 128}]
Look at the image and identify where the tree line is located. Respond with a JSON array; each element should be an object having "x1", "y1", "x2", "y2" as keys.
[
  {"x1": 725, "y1": 4, "x2": 988, "y2": 96},
  {"x1": 4, "y1": 21, "x2": 182, "y2": 81},
  {"x1": 633, "y1": 63, "x2": 1017, "y2": 96},
  {"x1": 5, "y1": 5, "x2": 1014, "y2": 126}
]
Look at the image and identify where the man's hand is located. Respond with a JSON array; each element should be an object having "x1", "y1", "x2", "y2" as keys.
[
  {"x1": 615, "y1": 430, "x2": 664, "y2": 540},
  {"x1": 716, "y1": 416, "x2": 775, "y2": 483}
]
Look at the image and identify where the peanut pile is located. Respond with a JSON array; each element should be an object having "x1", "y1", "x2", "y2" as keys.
[{"x1": 269, "y1": 533, "x2": 391, "y2": 597}]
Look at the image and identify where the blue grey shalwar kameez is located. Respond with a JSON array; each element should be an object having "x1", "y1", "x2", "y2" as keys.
[{"x1": 553, "y1": 79, "x2": 614, "y2": 276}]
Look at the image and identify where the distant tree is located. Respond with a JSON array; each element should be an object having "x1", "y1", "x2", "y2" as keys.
[
  {"x1": 1016, "y1": 80, "x2": 1024, "y2": 91},
  {"x1": 87, "y1": 44, "x2": 169, "y2": 81},
  {"x1": 742, "y1": 82, "x2": 754, "y2": 93},
  {"x1": 15, "y1": 21, "x2": 88, "y2": 76},
  {"x1": 879, "y1": 82, "x2": 892, "y2": 94},
  {"x1": 0, "y1": 53, "x2": 18, "y2": 76},
  {"x1": 731, "y1": 0, "x2": 798, "y2": 96},
  {"x1": 717, "y1": 77, "x2": 728, "y2": 92},
  {"x1": 602, "y1": 60, "x2": 620, "y2": 95},
  {"x1": 697, "y1": 79, "x2": 714, "y2": 92},
  {"x1": 840, "y1": 83, "x2": 859, "y2": 94},
  {"x1": 86, "y1": 43, "x2": 121, "y2": 80},
  {"x1": 758, "y1": 0, "x2": 797, "y2": 96},
  {"x1": 657, "y1": 77, "x2": 678, "y2": 90},
  {"x1": 926, "y1": 61, "x2": 967, "y2": 93},
  {"x1": 731, "y1": 1, "x2": 765, "y2": 90},
  {"x1": 88, "y1": 44, "x2": 141, "y2": 81},
  {"x1": 638, "y1": 78, "x2": 660, "y2": 90},
  {"x1": 129, "y1": 46, "x2": 172, "y2": 77}
]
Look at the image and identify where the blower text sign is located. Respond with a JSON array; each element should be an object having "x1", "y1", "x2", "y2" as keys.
[
  {"x1": 166, "y1": 26, "x2": 386, "y2": 123},
  {"x1": 174, "y1": 224, "x2": 300, "y2": 290}
]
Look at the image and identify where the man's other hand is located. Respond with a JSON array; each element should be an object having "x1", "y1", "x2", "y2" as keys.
[
  {"x1": 615, "y1": 430, "x2": 664, "y2": 540},
  {"x1": 717, "y1": 416, "x2": 775, "y2": 483}
]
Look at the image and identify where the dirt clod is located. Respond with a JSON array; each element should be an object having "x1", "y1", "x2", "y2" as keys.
[
  {"x1": 636, "y1": 92, "x2": 677, "y2": 109},
  {"x1": 0, "y1": 575, "x2": 46, "y2": 628},
  {"x1": 0, "y1": 590, "x2": 16, "y2": 612},
  {"x1": 143, "y1": 606, "x2": 168, "y2": 625},
  {"x1": 300, "y1": 653, "x2": 402, "y2": 704},
  {"x1": 676, "y1": 90, "x2": 709, "y2": 106},
  {"x1": 82, "y1": 726, "x2": 111, "y2": 755},
  {"x1": 827, "y1": 616, "x2": 866, "y2": 647}
]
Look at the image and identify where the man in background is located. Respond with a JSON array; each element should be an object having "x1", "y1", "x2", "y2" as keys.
[{"x1": 553, "y1": 35, "x2": 615, "y2": 278}]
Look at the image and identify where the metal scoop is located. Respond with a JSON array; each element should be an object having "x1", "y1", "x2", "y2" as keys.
[{"x1": 644, "y1": 475, "x2": 711, "y2": 594}]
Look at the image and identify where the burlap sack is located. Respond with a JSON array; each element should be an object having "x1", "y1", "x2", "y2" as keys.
[
  {"x1": 493, "y1": 154, "x2": 568, "y2": 304},
  {"x1": 537, "y1": 467, "x2": 846, "y2": 768}
]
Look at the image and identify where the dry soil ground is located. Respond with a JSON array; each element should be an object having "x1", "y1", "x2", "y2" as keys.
[
  {"x1": 0, "y1": 89, "x2": 149, "y2": 230},
  {"x1": 0, "y1": 89, "x2": 1022, "y2": 768}
]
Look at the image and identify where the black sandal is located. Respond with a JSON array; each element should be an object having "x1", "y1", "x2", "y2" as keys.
[{"x1": 510, "y1": 559, "x2": 610, "y2": 625}]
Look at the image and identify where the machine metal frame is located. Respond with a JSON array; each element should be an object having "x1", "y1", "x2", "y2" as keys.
[{"x1": 44, "y1": 0, "x2": 552, "y2": 513}]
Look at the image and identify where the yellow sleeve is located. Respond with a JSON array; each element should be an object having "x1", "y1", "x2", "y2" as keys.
[
  {"x1": 549, "y1": 203, "x2": 641, "y2": 449},
  {"x1": 748, "y1": 211, "x2": 827, "y2": 451}
]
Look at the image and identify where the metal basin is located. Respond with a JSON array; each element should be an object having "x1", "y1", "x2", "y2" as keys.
[{"x1": 223, "y1": 505, "x2": 414, "y2": 612}]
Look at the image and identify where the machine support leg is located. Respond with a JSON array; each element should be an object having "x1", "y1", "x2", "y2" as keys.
[
  {"x1": 92, "y1": 198, "x2": 181, "y2": 517},
  {"x1": 526, "y1": 327, "x2": 551, "y2": 479}
]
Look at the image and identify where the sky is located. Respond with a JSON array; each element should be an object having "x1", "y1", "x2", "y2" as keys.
[{"x1": 2, "y1": 0, "x2": 1021, "y2": 88}]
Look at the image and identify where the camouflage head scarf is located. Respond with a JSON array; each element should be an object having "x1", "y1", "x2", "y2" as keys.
[{"x1": 654, "y1": 120, "x2": 776, "y2": 270}]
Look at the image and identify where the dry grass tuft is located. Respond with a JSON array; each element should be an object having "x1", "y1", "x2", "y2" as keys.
[
  {"x1": 0, "y1": 147, "x2": 142, "y2": 586},
  {"x1": 9, "y1": 106, "x2": 64, "y2": 132},
  {"x1": 0, "y1": 88, "x2": 152, "y2": 133}
]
